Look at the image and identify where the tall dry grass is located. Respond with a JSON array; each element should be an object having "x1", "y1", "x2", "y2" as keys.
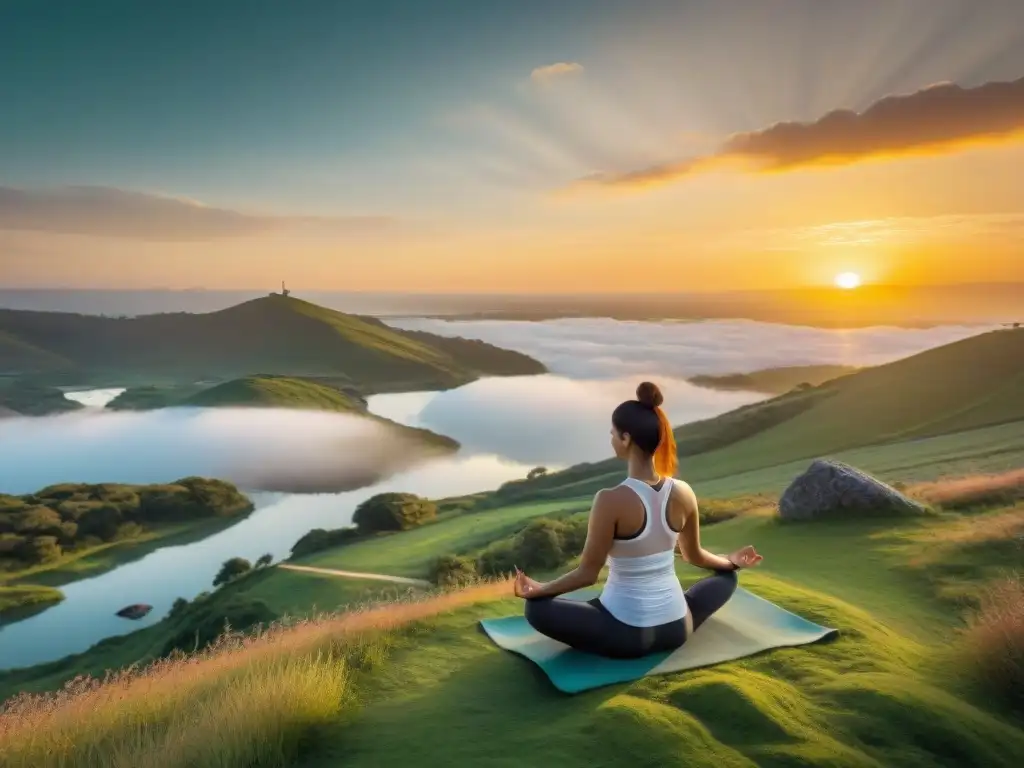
[
  {"x1": 0, "y1": 579, "x2": 510, "y2": 768},
  {"x1": 960, "y1": 575, "x2": 1024, "y2": 710},
  {"x1": 908, "y1": 468, "x2": 1024, "y2": 511}
]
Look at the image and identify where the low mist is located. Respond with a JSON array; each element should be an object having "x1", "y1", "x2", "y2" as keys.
[
  {"x1": 0, "y1": 406, "x2": 447, "y2": 496},
  {"x1": 386, "y1": 317, "x2": 1003, "y2": 379}
]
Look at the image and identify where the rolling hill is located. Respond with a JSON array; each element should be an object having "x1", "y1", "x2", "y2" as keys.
[
  {"x1": 181, "y1": 375, "x2": 367, "y2": 412},
  {"x1": 688, "y1": 364, "x2": 860, "y2": 394},
  {"x1": 0, "y1": 294, "x2": 546, "y2": 390},
  {"x1": 487, "y1": 328, "x2": 1024, "y2": 505}
]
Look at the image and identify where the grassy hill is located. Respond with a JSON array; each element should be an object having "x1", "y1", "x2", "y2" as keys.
[
  {"x1": 486, "y1": 329, "x2": 1024, "y2": 506},
  {"x1": 689, "y1": 364, "x2": 860, "y2": 394},
  {"x1": 182, "y1": 375, "x2": 366, "y2": 412},
  {"x1": 1, "y1": 467, "x2": 1021, "y2": 767},
  {"x1": 0, "y1": 294, "x2": 546, "y2": 391}
]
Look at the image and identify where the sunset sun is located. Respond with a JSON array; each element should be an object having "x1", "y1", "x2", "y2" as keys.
[{"x1": 834, "y1": 272, "x2": 862, "y2": 290}]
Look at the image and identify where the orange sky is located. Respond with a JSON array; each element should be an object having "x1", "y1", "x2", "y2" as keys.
[{"x1": 2, "y1": 0, "x2": 1023, "y2": 292}]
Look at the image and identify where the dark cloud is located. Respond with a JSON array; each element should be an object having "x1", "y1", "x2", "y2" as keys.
[
  {"x1": 0, "y1": 185, "x2": 403, "y2": 241},
  {"x1": 578, "y1": 75, "x2": 1024, "y2": 190}
]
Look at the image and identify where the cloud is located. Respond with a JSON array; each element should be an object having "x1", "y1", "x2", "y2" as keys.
[
  {"x1": 0, "y1": 185, "x2": 405, "y2": 241},
  {"x1": 575, "y1": 75, "x2": 1024, "y2": 191},
  {"x1": 715, "y1": 212, "x2": 1024, "y2": 252},
  {"x1": 530, "y1": 62, "x2": 584, "y2": 83}
]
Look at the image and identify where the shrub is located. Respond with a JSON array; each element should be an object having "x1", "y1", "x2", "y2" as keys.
[
  {"x1": 169, "y1": 597, "x2": 190, "y2": 618},
  {"x1": 476, "y1": 540, "x2": 518, "y2": 577},
  {"x1": 352, "y1": 492, "x2": 437, "y2": 533},
  {"x1": 213, "y1": 557, "x2": 252, "y2": 587},
  {"x1": 16, "y1": 535, "x2": 62, "y2": 565},
  {"x1": 255, "y1": 553, "x2": 273, "y2": 568},
  {"x1": 473, "y1": 514, "x2": 589, "y2": 578},
  {"x1": 516, "y1": 519, "x2": 569, "y2": 571},
  {"x1": 161, "y1": 598, "x2": 278, "y2": 657},
  {"x1": 430, "y1": 554, "x2": 478, "y2": 586},
  {"x1": 960, "y1": 575, "x2": 1024, "y2": 709},
  {"x1": 289, "y1": 527, "x2": 361, "y2": 559}
]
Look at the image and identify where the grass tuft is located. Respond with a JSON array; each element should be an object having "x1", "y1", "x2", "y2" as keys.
[
  {"x1": 959, "y1": 575, "x2": 1024, "y2": 710},
  {"x1": 908, "y1": 469, "x2": 1024, "y2": 511},
  {"x1": 0, "y1": 580, "x2": 507, "y2": 768}
]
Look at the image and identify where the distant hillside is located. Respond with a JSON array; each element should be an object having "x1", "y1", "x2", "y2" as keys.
[
  {"x1": 183, "y1": 376, "x2": 366, "y2": 412},
  {"x1": 0, "y1": 295, "x2": 546, "y2": 391},
  {"x1": 108, "y1": 376, "x2": 367, "y2": 413},
  {"x1": 0, "y1": 380, "x2": 82, "y2": 417},
  {"x1": 689, "y1": 364, "x2": 860, "y2": 394},
  {"x1": 488, "y1": 329, "x2": 1024, "y2": 503}
]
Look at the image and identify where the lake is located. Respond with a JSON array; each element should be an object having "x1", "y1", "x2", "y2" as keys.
[{"x1": 0, "y1": 317, "x2": 998, "y2": 670}]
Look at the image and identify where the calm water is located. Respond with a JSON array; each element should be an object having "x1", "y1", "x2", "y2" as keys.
[{"x1": 0, "y1": 317, "x2": 999, "y2": 670}]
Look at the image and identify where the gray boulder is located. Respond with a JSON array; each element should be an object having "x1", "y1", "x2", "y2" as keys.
[{"x1": 779, "y1": 459, "x2": 927, "y2": 521}]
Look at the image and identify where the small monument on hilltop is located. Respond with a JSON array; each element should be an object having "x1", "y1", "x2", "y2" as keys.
[{"x1": 281, "y1": 280, "x2": 291, "y2": 297}]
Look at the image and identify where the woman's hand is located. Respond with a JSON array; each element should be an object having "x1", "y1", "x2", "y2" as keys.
[
  {"x1": 727, "y1": 545, "x2": 763, "y2": 569},
  {"x1": 513, "y1": 567, "x2": 543, "y2": 599}
]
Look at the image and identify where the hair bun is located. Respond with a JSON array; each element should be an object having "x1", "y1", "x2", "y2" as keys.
[{"x1": 636, "y1": 381, "x2": 664, "y2": 409}]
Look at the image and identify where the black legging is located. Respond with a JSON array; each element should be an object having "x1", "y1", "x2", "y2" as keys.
[{"x1": 524, "y1": 569, "x2": 738, "y2": 660}]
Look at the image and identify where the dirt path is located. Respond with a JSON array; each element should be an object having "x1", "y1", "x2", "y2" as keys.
[{"x1": 277, "y1": 563, "x2": 431, "y2": 587}]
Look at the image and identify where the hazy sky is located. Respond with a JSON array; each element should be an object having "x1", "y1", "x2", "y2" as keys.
[{"x1": 1, "y1": 0, "x2": 1023, "y2": 292}]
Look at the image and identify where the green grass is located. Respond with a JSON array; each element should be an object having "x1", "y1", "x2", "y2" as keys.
[
  {"x1": 295, "y1": 495, "x2": 1024, "y2": 768},
  {"x1": 297, "y1": 500, "x2": 591, "y2": 578},
  {"x1": 302, "y1": 578, "x2": 1023, "y2": 768}
]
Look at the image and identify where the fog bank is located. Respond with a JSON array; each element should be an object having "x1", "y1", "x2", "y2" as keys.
[{"x1": 0, "y1": 406, "x2": 446, "y2": 495}]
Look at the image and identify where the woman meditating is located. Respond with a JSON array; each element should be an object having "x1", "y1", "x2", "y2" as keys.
[{"x1": 513, "y1": 381, "x2": 762, "y2": 659}]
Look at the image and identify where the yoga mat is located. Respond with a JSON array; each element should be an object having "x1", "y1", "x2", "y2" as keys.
[{"x1": 480, "y1": 587, "x2": 838, "y2": 694}]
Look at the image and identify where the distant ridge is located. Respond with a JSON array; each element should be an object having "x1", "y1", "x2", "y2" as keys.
[{"x1": 0, "y1": 294, "x2": 546, "y2": 391}]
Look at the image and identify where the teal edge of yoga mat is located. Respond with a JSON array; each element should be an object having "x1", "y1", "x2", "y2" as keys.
[{"x1": 480, "y1": 587, "x2": 839, "y2": 694}]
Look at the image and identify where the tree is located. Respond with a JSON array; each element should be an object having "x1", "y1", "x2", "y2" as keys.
[
  {"x1": 13, "y1": 506, "x2": 63, "y2": 536},
  {"x1": 17, "y1": 535, "x2": 62, "y2": 565},
  {"x1": 213, "y1": 557, "x2": 252, "y2": 587},
  {"x1": 514, "y1": 519, "x2": 566, "y2": 570},
  {"x1": 255, "y1": 553, "x2": 273, "y2": 568},
  {"x1": 526, "y1": 466, "x2": 548, "y2": 481},
  {"x1": 431, "y1": 554, "x2": 478, "y2": 586},
  {"x1": 352, "y1": 493, "x2": 437, "y2": 533}
]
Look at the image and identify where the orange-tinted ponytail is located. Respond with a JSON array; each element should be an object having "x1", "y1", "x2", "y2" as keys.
[{"x1": 653, "y1": 406, "x2": 678, "y2": 477}]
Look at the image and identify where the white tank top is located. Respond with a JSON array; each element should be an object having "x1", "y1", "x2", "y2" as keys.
[{"x1": 598, "y1": 477, "x2": 688, "y2": 627}]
